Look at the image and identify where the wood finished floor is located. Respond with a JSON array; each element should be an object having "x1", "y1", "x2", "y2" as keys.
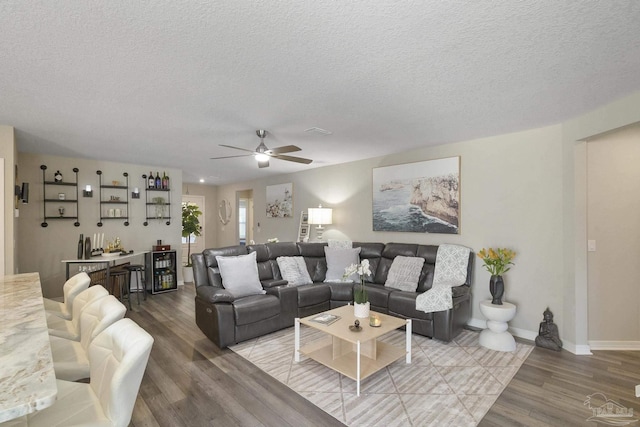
[{"x1": 127, "y1": 284, "x2": 640, "y2": 426}]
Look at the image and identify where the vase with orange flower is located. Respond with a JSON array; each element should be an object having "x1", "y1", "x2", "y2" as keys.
[{"x1": 477, "y1": 247, "x2": 516, "y2": 305}]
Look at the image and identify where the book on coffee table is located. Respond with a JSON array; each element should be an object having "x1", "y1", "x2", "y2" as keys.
[{"x1": 310, "y1": 313, "x2": 340, "y2": 326}]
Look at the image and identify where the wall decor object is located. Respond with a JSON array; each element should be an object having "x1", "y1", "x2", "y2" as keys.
[
  {"x1": 266, "y1": 183, "x2": 293, "y2": 218},
  {"x1": 372, "y1": 156, "x2": 460, "y2": 234}
]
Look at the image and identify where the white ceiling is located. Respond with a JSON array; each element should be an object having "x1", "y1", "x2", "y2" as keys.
[{"x1": 1, "y1": 1, "x2": 640, "y2": 185}]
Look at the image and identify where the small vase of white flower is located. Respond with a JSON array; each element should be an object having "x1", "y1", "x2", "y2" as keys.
[{"x1": 344, "y1": 259, "x2": 371, "y2": 318}]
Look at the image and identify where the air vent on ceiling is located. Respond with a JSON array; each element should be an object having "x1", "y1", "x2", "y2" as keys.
[{"x1": 304, "y1": 127, "x2": 332, "y2": 135}]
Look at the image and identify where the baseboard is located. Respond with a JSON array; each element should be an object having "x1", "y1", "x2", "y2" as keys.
[
  {"x1": 469, "y1": 318, "x2": 592, "y2": 355},
  {"x1": 588, "y1": 340, "x2": 640, "y2": 351}
]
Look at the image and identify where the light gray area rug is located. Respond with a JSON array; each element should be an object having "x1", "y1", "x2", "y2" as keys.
[{"x1": 230, "y1": 327, "x2": 533, "y2": 426}]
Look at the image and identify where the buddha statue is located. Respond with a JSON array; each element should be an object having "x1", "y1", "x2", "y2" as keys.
[{"x1": 535, "y1": 308, "x2": 563, "y2": 351}]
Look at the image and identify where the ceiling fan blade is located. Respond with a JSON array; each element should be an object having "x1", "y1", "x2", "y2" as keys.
[
  {"x1": 219, "y1": 144, "x2": 256, "y2": 154},
  {"x1": 210, "y1": 154, "x2": 253, "y2": 160},
  {"x1": 271, "y1": 154, "x2": 313, "y2": 164},
  {"x1": 269, "y1": 145, "x2": 301, "y2": 154},
  {"x1": 258, "y1": 159, "x2": 269, "y2": 168}
]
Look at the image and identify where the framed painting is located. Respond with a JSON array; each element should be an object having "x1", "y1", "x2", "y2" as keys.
[
  {"x1": 372, "y1": 156, "x2": 460, "y2": 234},
  {"x1": 266, "y1": 183, "x2": 293, "y2": 218}
]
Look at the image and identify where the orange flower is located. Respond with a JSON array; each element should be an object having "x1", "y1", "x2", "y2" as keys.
[{"x1": 477, "y1": 247, "x2": 516, "y2": 276}]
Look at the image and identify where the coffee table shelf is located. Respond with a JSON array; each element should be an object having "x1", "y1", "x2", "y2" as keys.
[{"x1": 295, "y1": 305, "x2": 411, "y2": 395}]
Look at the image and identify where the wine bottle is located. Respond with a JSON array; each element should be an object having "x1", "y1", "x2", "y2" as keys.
[
  {"x1": 77, "y1": 234, "x2": 84, "y2": 259},
  {"x1": 148, "y1": 171, "x2": 155, "y2": 189},
  {"x1": 155, "y1": 172, "x2": 161, "y2": 189},
  {"x1": 162, "y1": 171, "x2": 168, "y2": 189},
  {"x1": 165, "y1": 172, "x2": 170, "y2": 190}
]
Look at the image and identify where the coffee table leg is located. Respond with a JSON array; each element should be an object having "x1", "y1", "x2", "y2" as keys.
[
  {"x1": 406, "y1": 319, "x2": 412, "y2": 364},
  {"x1": 294, "y1": 318, "x2": 300, "y2": 362},
  {"x1": 356, "y1": 340, "x2": 361, "y2": 396}
]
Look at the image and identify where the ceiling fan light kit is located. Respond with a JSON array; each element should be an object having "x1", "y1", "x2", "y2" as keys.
[{"x1": 210, "y1": 129, "x2": 313, "y2": 168}]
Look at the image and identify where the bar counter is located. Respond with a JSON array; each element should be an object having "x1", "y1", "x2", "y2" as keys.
[{"x1": 0, "y1": 272, "x2": 57, "y2": 422}]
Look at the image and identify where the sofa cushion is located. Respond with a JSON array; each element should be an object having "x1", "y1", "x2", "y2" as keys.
[
  {"x1": 324, "y1": 246, "x2": 361, "y2": 282},
  {"x1": 365, "y1": 284, "x2": 392, "y2": 310},
  {"x1": 385, "y1": 256, "x2": 425, "y2": 292},
  {"x1": 232, "y1": 294, "x2": 281, "y2": 325},
  {"x1": 297, "y1": 284, "x2": 332, "y2": 308},
  {"x1": 327, "y1": 282, "x2": 353, "y2": 302},
  {"x1": 276, "y1": 256, "x2": 313, "y2": 286},
  {"x1": 216, "y1": 252, "x2": 266, "y2": 298},
  {"x1": 388, "y1": 291, "x2": 434, "y2": 321}
]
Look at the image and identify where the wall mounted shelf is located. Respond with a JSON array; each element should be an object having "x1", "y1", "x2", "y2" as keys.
[
  {"x1": 142, "y1": 174, "x2": 171, "y2": 226},
  {"x1": 41, "y1": 165, "x2": 80, "y2": 227},
  {"x1": 97, "y1": 171, "x2": 129, "y2": 226}
]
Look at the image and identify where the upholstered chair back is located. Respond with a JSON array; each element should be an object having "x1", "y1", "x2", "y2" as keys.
[
  {"x1": 296, "y1": 242, "x2": 328, "y2": 282},
  {"x1": 89, "y1": 318, "x2": 154, "y2": 427},
  {"x1": 79, "y1": 295, "x2": 127, "y2": 351},
  {"x1": 61, "y1": 272, "x2": 91, "y2": 314},
  {"x1": 70, "y1": 285, "x2": 109, "y2": 332}
]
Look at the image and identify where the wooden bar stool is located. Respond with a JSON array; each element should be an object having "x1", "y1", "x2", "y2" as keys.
[
  {"x1": 109, "y1": 269, "x2": 131, "y2": 310},
  {"x1": 123, "y1": 264, "x2": 146, "y2": 305}
]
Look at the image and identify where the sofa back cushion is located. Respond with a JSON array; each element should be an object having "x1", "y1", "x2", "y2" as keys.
[
  {"x1": 297, "y1": 242, "x2": 328, "y2": 282},
  {"x1": 353, "y1": 242, "x2": 385, "y2": 283},
  {"x1": 247, "y1": 244, "x2": 275, "y2": 281}
]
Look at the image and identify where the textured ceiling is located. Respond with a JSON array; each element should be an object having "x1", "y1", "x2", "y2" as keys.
[{"x1": 1, "y1": 1, "x2": 640, "y2": 184}]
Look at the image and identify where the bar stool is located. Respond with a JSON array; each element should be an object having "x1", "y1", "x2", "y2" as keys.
[
  {"x1": 123, "y1": 264, "x2": 146, "y2": 305},
  {"x1": 109, "y1": 269, "x2": 131, "y2": 310}
]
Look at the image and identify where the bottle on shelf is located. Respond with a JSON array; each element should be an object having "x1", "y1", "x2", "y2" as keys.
[
  {"x1": 155, "y1": 172, "x2": 161, "y2": 189},
  {"x1": 148, "y1": 171, "x2": 155, "y2": 189},
  {"x1": 162, "y1": 171, "x2": 168, "y2": 189},
  {"x1": 54, "y1": 170, "x2": 63, "y2": 182},
  {"x1": 165, "y1": 172, "x2": 170, "y2": 190}
]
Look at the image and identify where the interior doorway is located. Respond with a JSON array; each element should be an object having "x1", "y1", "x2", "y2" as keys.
[
  {"x1": 181, "y1": 195, "x2": 205, "y2": 266},
  {"x1": 236, "y1": 190, "x2": 253, "y2": 245}
]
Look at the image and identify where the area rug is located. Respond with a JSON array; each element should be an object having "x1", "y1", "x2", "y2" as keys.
[{"x1": 230, "y1": 327, "x2": 533, "y2": 426}]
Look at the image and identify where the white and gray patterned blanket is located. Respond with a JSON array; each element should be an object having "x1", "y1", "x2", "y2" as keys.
[{"x1": 415, "y1": 244, "x2": 471, "y2": 313}]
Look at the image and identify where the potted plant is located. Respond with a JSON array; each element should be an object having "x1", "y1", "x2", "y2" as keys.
[
  {"x1": 477, "y1": 247, "x2": 516, "y2": 305},
  {"x1": 182, "y1": 202, "x2": 203, "y2": 283},
  {"x1": 344, "y1": 259, "x2": 371, "y2": 318}
]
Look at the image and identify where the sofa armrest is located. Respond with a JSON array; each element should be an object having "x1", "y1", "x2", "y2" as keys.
[
  {"x1": 262, "y1": 279, "x2": 288, "y2": 289},
  {"x1": 196, "y1": 285, "x2": 235, "y2": 303}
]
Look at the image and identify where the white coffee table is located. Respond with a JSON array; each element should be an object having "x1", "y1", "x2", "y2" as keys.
[{"x1": 295, "y1": 305, "x2": 411, "y2": 396}]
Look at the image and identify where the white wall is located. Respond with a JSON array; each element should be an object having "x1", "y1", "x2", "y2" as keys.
[
  {"x1": 587, "y1": 123, "x2": 640, "y2": 343},
  {"x1": 0, "y1": 125, "x2": 16, "y2": 275},
  {"x1": 18, "y1": 152, "x2": 182, "y2": 297},
  {"x1": 215, "y1": 124, "x2": 565, "y2": 338}
]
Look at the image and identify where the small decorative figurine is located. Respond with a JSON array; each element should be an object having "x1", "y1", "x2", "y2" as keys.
[
  {"x1": 535, "y1": 308, "x2": 563, "y2": 351},
  {"x1": 54, "y1": 170, "x2": 63, "y2": 182}
]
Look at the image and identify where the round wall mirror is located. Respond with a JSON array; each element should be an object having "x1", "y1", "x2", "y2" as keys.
[{"x1": 219, "y1": 199, "x2": 232, "y2": 225}]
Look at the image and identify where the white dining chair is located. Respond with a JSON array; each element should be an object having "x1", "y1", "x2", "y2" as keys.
[
  {"x1": 50, "y1": 294, "x2": 126, "y2": 381},
  {"x1": 43, "y1": 272, "x2": 91, "y2": 320},
  {"x1": 47, "y1": 285, "x2": 108, "y2": 341},
  {"x1": 1, "y1": 318, "x2": 154, "y2": 427}
]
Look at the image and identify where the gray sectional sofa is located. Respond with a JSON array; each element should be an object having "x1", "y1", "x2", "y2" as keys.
[{"x1": 192, "y1": 242, "x2": 473, "y2": 349}]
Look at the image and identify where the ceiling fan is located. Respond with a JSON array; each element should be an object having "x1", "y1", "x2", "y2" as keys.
[{"x1": 210, "y1": 129, "x2": 313, "y2": 168}]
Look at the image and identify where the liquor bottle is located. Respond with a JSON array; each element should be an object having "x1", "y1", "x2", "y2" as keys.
[
  {"x1": 148, "y1": 171, "x2": 155, "y2": 189},
  {"x1": 155, "y1": 172, "x2": 161, "y2": 189},
  {"x1": 162, "y1": 172, "x2": 168, "y2": 189},
  {"x1": 164, "y1": 172, "x2": 170, "y2": 190},
  {"x1": 54, "y1": 170, "x2": 63, "y2": 182},
  {"x1": 77, "y1": 234, "x2": 84, "y2": 259}
]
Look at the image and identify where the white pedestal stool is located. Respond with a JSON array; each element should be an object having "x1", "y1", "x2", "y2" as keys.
[{"x1": 479, "y1": 300, "x2": 516, "y2": 352}]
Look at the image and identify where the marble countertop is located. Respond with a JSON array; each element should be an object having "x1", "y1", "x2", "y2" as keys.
[{"x1": 0, "y1": 272, "x2": 57, "y2": 422}]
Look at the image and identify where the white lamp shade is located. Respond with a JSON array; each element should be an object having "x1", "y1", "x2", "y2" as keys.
[{"x1": 308, "y1": 206, "x2": 333, "y2": 225}]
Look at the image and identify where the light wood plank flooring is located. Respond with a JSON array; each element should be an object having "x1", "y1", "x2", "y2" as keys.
[{"x1": 127, "y1": 284, "x2": 640, "y2": 426}]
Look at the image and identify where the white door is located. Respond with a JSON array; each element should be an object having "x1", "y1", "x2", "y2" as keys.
[{"x1": 181, "y1": 195, "x2": 205, "y2": 266}]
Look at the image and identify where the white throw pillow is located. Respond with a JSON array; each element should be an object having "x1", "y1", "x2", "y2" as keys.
[
  {"x1": 328, "y1": 240, "x2": 353, "y2": 249},
  {"x1": 385, "y1": 256, "x2": 425, "y2": 292},
  {"x1": 276, "y1": 256, "x2": 313, "y2": 286},
  {"x1": 324, "y1": 246, "x2": 361, "y2": 283},
  {"x1": 215, "y1": 252, "x2": 265, "y2": 298}
]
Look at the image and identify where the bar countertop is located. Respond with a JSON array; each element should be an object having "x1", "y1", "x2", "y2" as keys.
[{"x1": 0, "y1": 272, "x2": 57, "y2": 422}]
